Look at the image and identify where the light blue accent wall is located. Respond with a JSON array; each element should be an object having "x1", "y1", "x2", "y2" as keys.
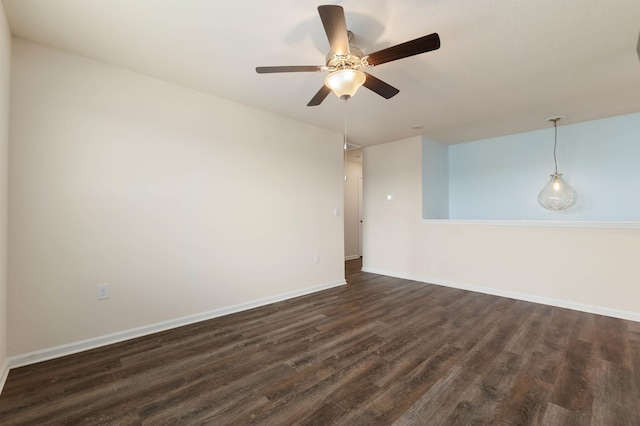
[
  {"x1": 424, "y1": 112, "x2": 640, "y2": 221},
  {"x1": 422, "y1": 136, "x2": 449, "y2": 219}
]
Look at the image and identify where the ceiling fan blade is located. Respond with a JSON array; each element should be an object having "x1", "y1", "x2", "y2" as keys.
[
  {"x1": 256, "y1": 66, "x2": 323, "y2": 74},
  {"x1": 317, "y1": 5, "x2": 350, "y2": 56},
  {"x1": 362, "y1": 73, "x2": 399, "y2": 99},
  {"x1": 366, "y1": 33, "x2": 440, "y2": 67},
  {"x1": 307, "y1": 85, "x2": 332, "y2": 106}
]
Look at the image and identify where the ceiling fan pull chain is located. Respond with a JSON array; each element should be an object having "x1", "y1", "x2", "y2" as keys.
[
  {"x1": 344, "y1": 98, "x2": 347, "y2": 150},
  {"x1": 344, "y1": 98, "x2": 348, "y2": 181}
]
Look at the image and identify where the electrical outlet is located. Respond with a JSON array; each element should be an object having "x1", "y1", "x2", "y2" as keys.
[
  {"x1": 97, "y1": 284, "x2": 110, "y2": 300},
  {"x1": 314, "y1": 254, "x2": 320, "y2": 264}
]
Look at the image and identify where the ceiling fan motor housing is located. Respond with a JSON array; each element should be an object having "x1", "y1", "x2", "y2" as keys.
[{"x1": 326, "y1": 46, "x2": 364, "y2": 70}]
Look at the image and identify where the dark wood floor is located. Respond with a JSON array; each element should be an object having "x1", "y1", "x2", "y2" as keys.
[{"x1": 1, "y1": 258, "x2": 640, "y2": 425}]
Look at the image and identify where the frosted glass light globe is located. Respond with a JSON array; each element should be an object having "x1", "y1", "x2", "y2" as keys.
[
  {"x1": 325, "y1": 69, "x2": 366, "y2": 99},
  {"x1": 538, "y1": 172, "x2": 577, "y2": 210}
]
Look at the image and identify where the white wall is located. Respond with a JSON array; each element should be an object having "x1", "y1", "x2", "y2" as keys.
[
  {"x1": 363, "y1": 136, "x2": 423, "y2": 273},
  {"x1": 8, "y1": 39, "x2": 345, "y2": 358},
  {"x1": 344, "y1": 160, "x2": 361, "y2": 259},
  {"x1": 363, "y1": 136, "x2": 640, "y2": 322},
  {"x1": 0, "y1": 2, "x2": 11, "y2": 385},
  {"x1": 422, "y1": 136, "x2": 448, "y2": 219},
  {"x1": 449, "y1": 113, "x2": 640, "y2": 220}
]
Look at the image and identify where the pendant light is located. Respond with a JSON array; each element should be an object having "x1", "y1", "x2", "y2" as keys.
[{"x1": 537, "y1": 116, "x2": 577, "y2": 210}]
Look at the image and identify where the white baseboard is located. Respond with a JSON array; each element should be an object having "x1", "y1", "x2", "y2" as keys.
[
  {"x1": 344, "y1": 255, "x2": 361, "y2": 261},
  {"x1": 361, "y1": 267, "x2": 640, "y2": 323},
  {"x1": 0, "y1": 359, "x2": 9, "y2": 394},
  {"x1": 6, "y1": 279, "x2": 347, "y2": 371}
]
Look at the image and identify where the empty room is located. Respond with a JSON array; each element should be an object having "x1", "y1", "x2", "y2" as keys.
[{"x1": 0, "y1": 0, "x2": 640, "y2": 424}]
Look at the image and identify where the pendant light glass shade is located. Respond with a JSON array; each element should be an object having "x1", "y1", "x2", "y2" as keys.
[
  {"x1": 538, "y1": 116, "x2": 577, "y2": 211},
  {"x1": 538, "y1": 172, "x2": 577, "y2": 210},
  {"x1": 325, "y1": 69, "x2": 365, "y2": 99}
]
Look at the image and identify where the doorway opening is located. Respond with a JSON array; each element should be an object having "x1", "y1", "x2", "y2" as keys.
[{"x1": 344, "y1": 147, "x2": 363, "y2": 264}]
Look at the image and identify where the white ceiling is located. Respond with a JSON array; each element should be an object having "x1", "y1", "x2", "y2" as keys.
[{"x1": 3, "y1": 0, "x2": 640, "y2": 146}]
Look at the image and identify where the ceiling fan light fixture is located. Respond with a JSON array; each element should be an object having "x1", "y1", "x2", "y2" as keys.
[
  {"x1": 325, "y1": 69, "x2": 365, "y2": 100},
  {"x1": 256, "y1": 5, "x2": 440, "y2": 106}
]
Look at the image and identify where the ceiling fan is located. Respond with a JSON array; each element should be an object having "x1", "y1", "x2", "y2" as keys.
[{"x1": 256, "y1": 5, "x2": 441, "y2": 106}]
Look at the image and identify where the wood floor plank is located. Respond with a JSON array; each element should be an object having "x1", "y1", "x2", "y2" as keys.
[
  {"x1": 541, "y1": 402, "x2": 591, "y2": 426},
  {"x1": 551, "y1": 339, "x2": 596, "y2": 412},
  {"x1": 425, "y1": 348, "x2": 524, "y2": 425},
  {"x1": 594, "y1": 314, "x2": 633, "y2": 367},
  {"x1": 521, "y1": 349, "x2": 559, "y2": 387},
  {"x1": 264, "y1": 329, "x2": 386, "y2": 403},
  {"x1": 590, "y1": 358, "x2": 640, "y2": 426},
  {"x1": 391, "y1": 365, "x2": 478, "y2": 425},
  {"x1": 1, "y1": 258, "x2": 639, "y2": 424},
  {"x1": 490, "y1": 373, "x2": 553, "y2": 425},
  {"x1": 367, "y1": 327, "x2": 456, "y2": 389},
  {"x1": 241, "y1": 352, "x2": 387, "y2": 425},
  {"x1": 631, "y1": 338, "x2": 640, "y2": 399},
  {"x1": 340, "y1": 344, "x2": 463, "y2": 425},
  {"x1": 502, "y1": 306, "x2": 549, "y2": 355},
  {"x1": 292, "y1": 359, "x2": 386, "y2": 424},
  {"x1": 457, "y1": 350, "x2": 525, "y2": 423}
]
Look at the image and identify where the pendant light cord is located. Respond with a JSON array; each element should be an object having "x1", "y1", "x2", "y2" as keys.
[{"x1": 553, "y1": 119, "x2": 558, "y2": 174}]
